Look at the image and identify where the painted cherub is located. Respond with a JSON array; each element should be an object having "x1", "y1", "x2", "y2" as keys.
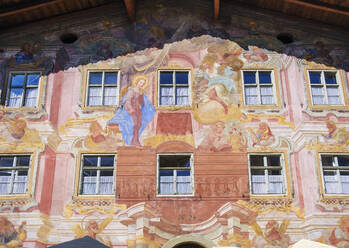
[
  {"x1": 249, "y1": 122, "x2": 275, "y2": 147},
  {"x1": 251, "y1": 219, "x2": 290, "y2": 248},
  {"x1": 198, "y1": 121, "x2": 231, "y2": 152},
  {"x1": 323, "y1": 120, "x2": 349, "y2": 145},
  {"x1": 320, "y1": 216, "x2": 349, "y2": 248},
  {"x1": 73, "y1": 215, "x2": 112, "y2": 247}
]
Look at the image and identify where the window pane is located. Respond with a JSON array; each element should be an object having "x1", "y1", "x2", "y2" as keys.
[
  {"x1": 309, "y1": 72, "x2": 321, "y2": 84},
  {"x1": 16, "y1": 156, "x2": 30, "y2": 167},
  {"x1": 324, "y1": 72, "x2": 337, "y2": 85},
  {"x1": 27, "y1": 73, "x2": 40, "y2": 86},
  {"x1": 0, "y1": 170, "x2": 11, "y2": 194},
  {"x1": 245, "y1": 86, "x2": 258, "y2": 105},
  {"x1": 8, "y1": 88, "x2": 23, "y2": 107},
  {"x1": 267, "y1": 156, "x2": 280, "y2": 167},
  {"x1": 83, "y1": 156, "x2": 98, "y2": 167},
  {"x1": 177, "y1": 170, "x2": 191, "y2": 194},
  {"x1": 12, "y1": 170, "x2": 28, "y2": 194},
  {"x1": 251, "y1": 175, "x2": 266, "y2": 194},
  {"x1": 81, "y1": 170, "x2": 97, "y2": 194},
  {"x1": 99, "y1": 170, "x2": 113, "y2": 194},
  {"x1": 100, "y1": 156, "x2": 114, "y2": 167},
  {"x1": 159, "y1": 155, "x2": 191, "y2": 168},
  {"x1": 0, "y1": 157, "x2": 14, "y2": 167},
  {"x1": 259, "y1": 72, "x2": 272, "y2": 84},
  {"x1": 260, "y1": 86, "x2": 274, "y2": 105},
  {"x1": 103, "y1": 87, "x2": 117, "y2": 106},
  {"x1": 338, "y1": 156, "x2": 349, "y2": 167},
  {"x1": 88, "y1": 87, "x2": 102, "y2": 106},
  {"x1": 89, "y1": 72, "x2": 103, "y2": 85},
  {"x1": 160, "y1": 87, "x2": 173, "y2": 105},
  {"x1": 10, "y1": 74, "x2": 25, "y2": 87},
  {"x1": 104, "y1": 72, "x2": 118, "y2": 85},
  {"x1": 250, "y1": 155, "x2": 264, "y2": 167},
  {"x1": 160, "y1": 72, "x2": 173, "y2": 85},
  {"x1": 321, "y1": 155, "x2": 334, "y2": 167},
  {"x1": 159, "y1": 170, "x2": 174, "y2": 194},
  {"x1": 175, "y1": 72, "x2": 188, "y2": 85},
  {"x1": 268, "y1": 175, "x2": 283, "y2": 194},
  {"x1": 24, "y1": 88, "x2": 38, "y2": 107},
  {"x1": 243, "y1": 72, "x2": 256, "y2": 84},
  {"x1": 176, "y1": 87, "x2": 189, "y2": 105}
]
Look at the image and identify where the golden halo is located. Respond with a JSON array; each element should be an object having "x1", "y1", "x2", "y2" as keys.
[{"x1": 132, "y1": 75, "x2": 149, "y2": 90}]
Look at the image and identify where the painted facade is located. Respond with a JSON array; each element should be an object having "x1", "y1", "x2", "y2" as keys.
[{"x1": 0, "y1": 1, "x2": 349, "y2": 247}]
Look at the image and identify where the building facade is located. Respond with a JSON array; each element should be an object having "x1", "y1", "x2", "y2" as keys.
[{"x1": 0, "y1": 1, "x2": 349, "y2": 247}]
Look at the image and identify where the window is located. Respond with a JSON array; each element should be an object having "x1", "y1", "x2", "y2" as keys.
[
  {"x1": 86, "y1": 71, "x2": 119, "y2": 106},
  {"x1": 242, "y1": 70, "x2": 276, "y2": 105},
  {"x1": 0, "y1": 155, "x2": 31, "y2": 194},
  {"x1": 158, "y1": 70, "x2": 190, "y2": 106},
  {"x1": 157, "y1": 154, "x2": 193, "y2": 195},
  {"x1": 249, "y1": 154, "x2": 286, "y2": 195},
  {"x1": 4, "y1": 72, "x2": 41, "y2": 107},
  {"x1": 308, "y1": 70, "x2": 343, "y2": 105},
  {"x1": 320, "y1": 154, "x2": 349, "y2": 194},
  {"x1": 79, "y1": 155, "x2": 115, "y2": 195}
]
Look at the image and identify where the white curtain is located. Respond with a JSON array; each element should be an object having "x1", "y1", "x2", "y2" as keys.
[
  {"x1": 82, "y1": 176, "x2": 97, "y2": 194},
  {"x1": 268, "y1": 175, "x2": 283, "y2": 194},
  {"x1": 103, "y1": 87, "x2": 117, "y2": 106},
  {"x1": 244, "y1": 87, "x2": 258, "y2": 105},
  {"x1": 251, "y1": 175, "x2": 266, "y2": 194},
  {"x1": 159, "y1": 175, "x2": 173, "y2": 194},
  {"x1": 24, "y1": 88, "x2": 38, "y2": 107},
  {"x1": 99, "y1": 176, "x2": 113, "y2": 194},
  {"x1": 0, "y1": 175, "x2": 10, "y2": 194},
  {"x1": 160, "y1": 87, "x2": 173, "y2": 105},
  {"x1": 340, "y1": 175, "x2": 349, "y2": 193},
  {"x1": 8, "y1": 88, "x2": 23, "y2": 107},
  {"x1": 324, "y1": 175, "x2": 340, "y2": 194},
  {"x1": 12, "y1": 175, "x2": 27, "y2": 194},
  {"x1": 311, "y1": 86, "x2": 325, "y2": 105},
  {"x1": 260, "y1": 86, "x2": 274, "y2": 105},
  {"x1": 176, "y1": 87, "x2": 189, "y2": 105},
  {"x1": 176, "y1": 175, "x2": 191, "y2": 194},
  {"x1": 88, "y1": 87, "x2": 102, "y2": 106},
  {"x1": 327, "y1": 87, "x2": 340, "y2": 105}
]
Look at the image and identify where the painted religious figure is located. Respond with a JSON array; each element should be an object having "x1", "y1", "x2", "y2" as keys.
[
  {"x1": 198, "y1": 121, "x2": 231, "y2": 152},
  {"x1": 194, "y1": 42, "x2": 243, "y2": 124},
  {"x1": 323, "y1": 120, "x2": 349, "y2": 145},
  {"x1": 83, "y1": 121, "x2": 123, "y2": 149},
  {"x1": 108, "y1": 75, "x2": 155, "y2": 146},
  {"x1": 321, "y1": 216, "x2": 349, "y2": 248},
  {"x1": 249, "y1": 122, "x2": 275, "y2": 147},
  {"x1": 251, "y1": 219, "x2": 291, "y2": 248},
  {"x1": 0, "y1": 217, "x2": 26, "y2": 248}
]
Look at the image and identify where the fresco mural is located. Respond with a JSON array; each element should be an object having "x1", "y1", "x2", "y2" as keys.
[
  {"x1": 108, "y1": 75, "x2": 155, "y2": 146},
  {"x1": 0, "y1": 1, "x2": 349, "y2": 247},
  {"x1": 0, "y1": 217, "x2": 26, "y2": 248}
]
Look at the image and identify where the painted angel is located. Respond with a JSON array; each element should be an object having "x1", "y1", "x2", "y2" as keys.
[{"x1": 72, "y1": 215, "x2": 113, "y2": 247}]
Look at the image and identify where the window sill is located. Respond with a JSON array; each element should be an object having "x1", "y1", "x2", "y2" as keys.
[
  {"x1": 0, "y1": 194, "x2": 31, "y2": 200},
  {"x1": 74, "y1": 194, "x2": 115, "y2": 200},
  {"x1": 156, "y1": 105, "x2": 192, "y2": 111},
  {"x1": 250, "y1": 193, "x2": 290, "y2": 199},
  {"x1": 81, "y1": 105, "x2": 118, "y2": 112},
  {"x1": 156, "y1": 194, "x2": 195, "y2": 198}
]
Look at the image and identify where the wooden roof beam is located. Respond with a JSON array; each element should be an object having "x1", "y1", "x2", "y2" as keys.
[
  {"x1": 0, "y1": 0, "x2": 63, "y2": 17},
  {"x1": 214, "y1": 0, "x2": 220, "y2": 19},
  {"x1": 285, "y1": 0, "x2": 349, "y2": 17},
  {"x1": 123, "y1": 0, "x2": 135, "y2": 21}
]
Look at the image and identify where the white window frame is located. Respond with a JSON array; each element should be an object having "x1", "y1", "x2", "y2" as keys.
[
  {"x1": 319, "y1": 154, "x2": 349, "y2": 195},
  {"x1": 242, "y1": 70, "x2": 277, "y2": 106},
  {"x1": 307, "y1": 70, "x2": 344, "y2": 106},
  {"x1": 85, "y1": 70, "x2": 120, "y2": 107},
  {"x1": 156, "y1": 153, "x2": 194, "y2": 197},
  {"x1": 78, "y1": 154, "x2": 116, "y2": 196},
  {"x1": 0, "y1": 154, "x2": 31, "y2": 195},
  {"x1": 5, "y1": 71, "x2": 42, "y2": 108},
  {"x1": 248, "y1": 153, "x2": 287, "y2": 196},
  {"x1": 157, "y1": 70, "x2": 191, "y2": 107}
]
